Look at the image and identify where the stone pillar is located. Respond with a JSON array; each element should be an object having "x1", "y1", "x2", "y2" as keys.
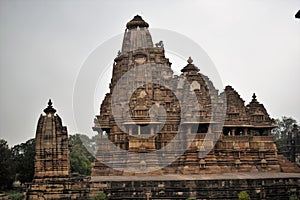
[
  {"x1": 150, "y1": 126, "x2": 154, "y2": 135},
  {"x1": 187, "y1": 127, "x2": 191, "y2": 134},
  {"x1": 208, "y1": 126, "x2": 212, "y2": 133},
  {"x1": 244, "y1": 128, "x2": 248, "y2": 136},
  {"x1": 129, "y1": 126, "x2": 132, "y2": 135},
  {"x1": 231, "y1": 128, "x2": 236, "y2": 136}
]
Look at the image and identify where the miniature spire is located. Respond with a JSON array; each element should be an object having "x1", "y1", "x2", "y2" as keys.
[
  {"x1": 181, "y1": 56, "x2": 199, "y2": 73},
  {"x1": 43, "y1": 99, "x2": 56, "y2": 114},
  {"x1": 250, "y1": 93, "x2": 258, "y2": 103},
  {"x1": 187, "y1": 56, "x2": 193, "y2": 64}
]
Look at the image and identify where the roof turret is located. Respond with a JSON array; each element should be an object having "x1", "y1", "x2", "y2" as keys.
[{"x1": 181, "y1": 57, "x2": 200, "y2": 73}]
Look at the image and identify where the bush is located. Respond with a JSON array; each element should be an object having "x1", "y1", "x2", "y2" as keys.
[
  {"x1": 289, "y1": 194, "x2": 298, "y2": 200},
  {"x1": 8, "y1": 192, "x2": 23, "y2": 200},
  {"x1": 238, "y1": 191, "x2": 250, "y2": 200},
  {"x1": 93, "y1": 191, "x2": 107, "y2": 200}
]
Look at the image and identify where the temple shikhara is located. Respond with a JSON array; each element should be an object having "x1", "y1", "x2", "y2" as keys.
[
  {"x1": 26, "y1": 100, "x2": 89, "y2": 199},
  {"x1": 26, "y1": 15, "x2": 300, "y2": 200},
  {"x1": 91, "y1": 15, "x2": 284, "y2": 176}
]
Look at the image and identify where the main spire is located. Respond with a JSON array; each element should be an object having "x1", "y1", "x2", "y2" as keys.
[{"x1": 121, "y1": 15, "x2": 153, "y2": 53}]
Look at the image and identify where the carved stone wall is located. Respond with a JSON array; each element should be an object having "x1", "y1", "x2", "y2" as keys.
[{"x1": 89, "y1": 173, "x2": 300, "y2": 200}]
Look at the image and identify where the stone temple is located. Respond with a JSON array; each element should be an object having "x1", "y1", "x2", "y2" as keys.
[
  {"x1": 26, "y1": 15, "x2": 300, "y2": 199},
  {"x1": 91, "y1": 15, "x2": 299, "y2": 176}
]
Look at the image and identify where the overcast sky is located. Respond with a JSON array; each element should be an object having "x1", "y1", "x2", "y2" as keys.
[{"x1": 1, "y1": 0, "x2": 300, "y2": 146}]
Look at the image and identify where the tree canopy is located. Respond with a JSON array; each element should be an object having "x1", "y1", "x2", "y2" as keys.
[
  {"x1": 69, "y1": 134, "x2": 95, "y2": 175},
  {"x1": 11, "y1": 138, "x2": 35, "y2": 184},
  {"x1": 0, "y1": 139, "x2": 15, "y2": 189},
  {"x1": 272, "y1": 116, "x2": 298, "y2": 155},
  {"x1": 0, "y1": 133, "x2": 96, "y2": 189}
]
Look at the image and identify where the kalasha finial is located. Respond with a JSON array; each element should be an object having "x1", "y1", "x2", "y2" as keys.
[
  {"x1": 48, "y1": 99, "x2": 53, "y2": 106},
  {"x1": 252, "y1": 93, "x2": 257, "y2": 100},
  {"x1": 187, "y1": 57, "x2": 193, "y2": 64},
  {"x1": 181, "y1": 56, "x2": 199, "y2": 73},
  {"x1": 44, "y1": 99, "x2": 56, "y2": 114},
  {"x1": 296, "y1": 10, "x2": 300, "y2": 19},
  {"x1": 126, "y1": 15, "x2": 149, "y2": 29}
]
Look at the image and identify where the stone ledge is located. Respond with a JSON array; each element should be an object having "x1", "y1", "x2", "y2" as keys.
[{"x1": 91, "y1": 172, "x2": 300, "y2": 182}]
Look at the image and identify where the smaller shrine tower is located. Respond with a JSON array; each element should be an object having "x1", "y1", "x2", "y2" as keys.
[
  {"x1": 34, "y1": 99, "x2": 70, "y2": 180},
  {"x1": 27, "y1": 100, "x2": 89, "y2": 200}
]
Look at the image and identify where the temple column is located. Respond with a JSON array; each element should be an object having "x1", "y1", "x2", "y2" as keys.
[
  {"x1": 244, "y1": 128, "x2": 248, "y2": 136},
  {"x1": 150, "y1": 126, "x2": 154, "y2": 135},
  {"x1": 129, "y1": 126, "x2": 132, "y2": 135},
  {"x1": 187, "y1": 126, "x2": 191, "y2": 134},
  {"x1": 208, "y1": 126, "x2": 212, "y2": 133},
  {"x1": 231, "y1": 128, "x2": 236, "y2": 136}
]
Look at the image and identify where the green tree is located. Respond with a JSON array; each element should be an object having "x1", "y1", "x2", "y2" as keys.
[
  {"x1": 238, "y1": 191, "x2": 250, "y2": 200},
  {"x1": 0, "y1": 139, "x2": 15, "y2": 189},
  {"x1": 8, "y1": 192, "x2": 23, "y2": 200},
  {"x1": 272, "y1": 116, "x2": 298, "y2": 156},
  {"x1": 11, "y1": 138, "x2": 35, "y2": 184},
  {"x1": 289, "y1": 194, "x2": 298, "y2": 200},
  {"x1": 12, "y1": 139, "x2": 35, "y2": 184},
  {"x1": 77, "y1": 134, "x2": 98, "y2": 159},
  {"x1": 92, "y1": 191, "x2": 107, "y2": 200},
  {"x1": 69, "y1": 134, "x2": 95, "y2": 175}
]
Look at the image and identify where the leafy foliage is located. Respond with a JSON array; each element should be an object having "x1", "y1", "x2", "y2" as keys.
[
  {"x1": 238, "y1": 191, "x2": 250, "y2": 200},
  {"x1": 0, "y1": 139, "x2": 14, "y2": 189},
  {"x1": 1, "y1": 138, "x2": 36, "y2": 189},
  {"x1": 8, "y1": 192, "x2": 23, "y2": 200},
  {"x1": 69, "y1": 134, "x2": 95, "y2": 175},
  {"x1": 289, "y1": 194, "x2": 298, "y2": 200},
  {"x1": 92, "y1": 191, "x2": 107, "y2": 200},
  {"x1": 0, "y1": 133, "x2": 96, "y2": 190},
  {"x1": 11, "y1": 138, "x2": 35, "y2": 184},
  {"x1": 272, "y1": 116, "x2": 298, "y2": 156},
  {"x1": 80, "y1": 133, "x2": 100, "y2": 157}
]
